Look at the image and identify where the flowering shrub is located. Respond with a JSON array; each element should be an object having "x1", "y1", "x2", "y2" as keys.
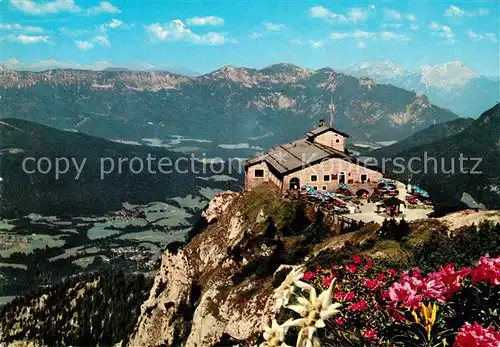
[
  {"x1": 300, "y1": 255, "x2": 397, "y2": 339},
  {"x1": 454, "y1": 322, "x2": 500, "y2": 347},
  {"x1": 255, "y1": 254, "x2": 500, "y2": 347}
]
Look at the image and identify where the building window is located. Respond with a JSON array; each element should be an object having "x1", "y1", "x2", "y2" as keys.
[
  {"x1": 336, "y1": 139, "x2": 340, "y2": 143},
  {"x1": 322, "y1": 186, "x2": 327, "y2": 191},
  {"x1": 313, "y1": 186, "x2": 318, "y2": 190},
  {"x1": 324, "y1": 175, "x2": 330, "y2": 181},
  {"x1": 361, "y1": 174, "x2": 367, "y2": 183},
  {"x1": 332, "y1": 174, "x2": 338, "y2": 180},
  {"x1": 311, "y1": 175, "x2": 318, "y2": 182},
  {"x1": 254, "y1": 169, "x2": 264, "y2": 177}
]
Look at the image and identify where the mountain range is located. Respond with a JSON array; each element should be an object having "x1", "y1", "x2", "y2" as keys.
[
  {"x1": 0, "y1": 64, "x2": 458, "y2": 147},
  {"x1": 345, "y1": 60, "x2": 499, "y2": 118},
  {"x1": 0, "y1": 118, "x2": 233, "y2": 216},
  {"x1": 371, "y1": 103, "x2": 500, "y2": 211}
]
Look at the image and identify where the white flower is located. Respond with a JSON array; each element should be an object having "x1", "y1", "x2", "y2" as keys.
[
  {"x1": 273, "y1": 266, "x2": 312, "y2": 309},
  {"x1": 285, "y1": 280, "x2": 342, "y2": 347},
  {"x1": 259, "y1": 319, "x2": 292, "y2": 347}
]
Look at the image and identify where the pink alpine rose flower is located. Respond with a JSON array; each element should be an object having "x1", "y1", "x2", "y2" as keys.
[{"x1": 454, "y1": 322, "x2": 500, "y2": 347}]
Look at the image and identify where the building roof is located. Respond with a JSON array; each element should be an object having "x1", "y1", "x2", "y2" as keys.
[
  {"x1": 245, "y1": 138, "x2": 351, "y2": 176},
  {"x1": 306, "y1": 126, "x2": 350, "y2": 139}
]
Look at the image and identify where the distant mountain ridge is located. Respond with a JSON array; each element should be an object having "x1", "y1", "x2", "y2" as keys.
[
  {"x1": 374, "y1": 103, "x2": 500, "y2": 210},
  {"x1": 345, "y1": 60, "x2": 499, "y2": 117},
  {"x1": 368, "y1": 117, "x2": 475, "y2": 159},
  {"x1": 0, "y1": 64, "x2": 458, "y2": 146},
  {"x1": 0, "y1": 59, "x2": 201, "y2": 77}
]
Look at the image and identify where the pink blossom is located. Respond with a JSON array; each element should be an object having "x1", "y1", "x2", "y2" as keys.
[
  {"x1": 384, "y1": 269, "x2": 446, "y2": 308},
  {"x1": 471, "y1": 255, "x2": 500, "y2": 286},
  {"x1": 302, "y1": 271, "x2": 315, "y2": 281},
  {"x1": 347, "y1": 300, "x2": 368, "y2": 311},
  {"x1": 352, "y1": 255, "x2": 363, "y2": 264},
  {"x1": 335, "y1": 317, "x2": 346, "y2": 326},
  {"x1": 364, "y1": 261, "x2": 374, "y2": 270},
  {"x1": 334, "y1": 291, "x2": 345, "y2": 301},
  {"x1": 387, "y1": 269, "x2": 398, "y2": 277},
  {"x1": 365, "y1": 279, "x2": 383, "y2": 291},
  {"x1": 344, "y1": 291, "x2": 356, "y2": 302},
  {"x1": 364, "y1": 329, "x2": 378, "y2": 339},
  {"x1": 436, "y1": 263, "x2": 471, "y2": 297},
  {"x1": 322, "y1": 276, "x2": 334, "y2": 288},
  {"x1": 346, "y1": 264, "x2": 358, "y2": 273},
  {"x1": 315, "y1": 265, "x2": 323, "y2": 272}
]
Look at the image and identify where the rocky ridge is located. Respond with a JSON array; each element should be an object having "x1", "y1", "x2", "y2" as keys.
[
  {"x1": 128, "y1": 191, "x2": 280, "y2": 346},
  {"x1": 0, "y1": 63, "x2": 458, "y2": 143}
]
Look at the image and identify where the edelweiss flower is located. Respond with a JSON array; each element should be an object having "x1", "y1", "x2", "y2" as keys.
[
  {"x1": 274, "y1": 267, "x2": 312, "y2": 309},
  {"x1": 260, "y1": 319, "x2": 292, "y2": 347},
  {"x1": 285, "y1": 280, "x2": 342, "y2": 347}
]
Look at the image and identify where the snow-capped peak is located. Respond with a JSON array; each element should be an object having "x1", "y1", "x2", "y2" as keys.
[
  {"x1": 420, "y1": 60, "x2": 479, "y2": 89},
  {"x1": 345, "y1": 60, "x2": 406, "y2": 80}
]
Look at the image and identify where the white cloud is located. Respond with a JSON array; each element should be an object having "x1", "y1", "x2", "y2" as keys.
[
  {"x1": 250, "y1": 22, "x2": 285, "y2": 39},
  {"x1": 347, "y1": 8, "x2": 370, "y2": 22},
  {"x1": 145, "y1": 20, "x2": 233, "y2": 45},
  {"x1": 59, "y1": 27, "x2": 89, "y2": 36},
  {"x1": 108, "y1": 19, "x2": 123, "y2": 29},
  {"x1": 75, "y1": 32, "x2": 111, "y2": 50},
  {"x1": 0, "y1": 23, "x2": 43, "y2": 33},
  {"x1": 309, "y1": 5, "x2": 335, "y2": 19},
  {"x1": 86, "y1": 1, "x2": 121, "y2": 15},
  {"x1": 380, "y1": 31, "x2": 411, "y2": 41},
  {"x1": 485, "y1": 33, "x2": 498, "y2": 43},
  {"x1": 330, "y1": 30, "x2": 377, "y2": 39},
  {"x1": 405, "y1": 13, "x2": 416, "y2": 21},
  {"x1": 383, "y1": 8, "x2": 415, "y2": 22},
  {"x1": 250, "y1": 32, "x2": 265, "y2": 40},
  {"x1": 8, "y1": 34, "x2": 50, "y2": 44},
  {"x1": 382, "y1": 23, "x2": 403, "y2": 29},
  {"x1": 445, "y1": 5, "x2": 489, "y2": 17},
  {"x1": 309, "y1": 5, "x2": 372, "y2": 23},
  {"x1": 410, "y1": 24, "x2": 419, "y2": 31},
  {"x1": 384, "y1": 8, "x2": 401, "y2": 20},
  {"x1": 99, "y1": 18, "x2": 124, "y2": 31},
  {"x1": 264, "y1": 22, "x2": 285, "y2": 32},
  {"x1": 75, "y1": 40, "x2": 94, "y2": 50},
  {"x1": 186, "y1": 16, "x2": 224, "y2": 26},
  {"x1": 10, "y1": 0, "x2": 121, "y2": 16},
  {"x1": 356, "y1": 41, "x2": 365, "y2": 48},
  {"x1": 10, "y1": 0, "x2": 80, "y2": 15},
  {"x1": 292, "y1": 39, "x2": 324, "y2": 48},
  {"x1": 95, "y1": 35, "x2": 110, "y2": 46},
  {"x1": 329, "y1": 30, "x2": 410, "y2": 41},
  {"x1": 467, "y1": 29, "x2": 498, "y2": 43},
  {"x1": 429, "y1": 22, "x2": 455, "y2": 43},
  {"x1": 445, "y1": 5, "x2": 465, "y2": 17},
  {"x1": 0, "y1": 59, "x2": 158, "y2": 71}
]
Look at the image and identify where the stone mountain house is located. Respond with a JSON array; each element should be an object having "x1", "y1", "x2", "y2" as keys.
[{"x1": 244, "y1": 118, "x2": 383, "y2": 195}]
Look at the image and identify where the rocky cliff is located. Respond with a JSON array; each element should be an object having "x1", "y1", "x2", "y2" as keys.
[{"x1": 127, "y1": 189, "x2": 281, "y2": 346}]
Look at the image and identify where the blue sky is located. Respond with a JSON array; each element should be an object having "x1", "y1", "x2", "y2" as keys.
[{"x1": 1, "y1": 0, "x2": 499, "y2": 75}]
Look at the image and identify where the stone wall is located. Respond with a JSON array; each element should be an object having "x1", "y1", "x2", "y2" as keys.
[
  {"x1": 313, "y1": 131, "x2": 346, "y2": 152},
  {"x1": 245, "y1": 162, "x2": 281, "y2": 190},
  {"x1": 283, "y1": 157, "x2": 382, "y2": 193}
]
